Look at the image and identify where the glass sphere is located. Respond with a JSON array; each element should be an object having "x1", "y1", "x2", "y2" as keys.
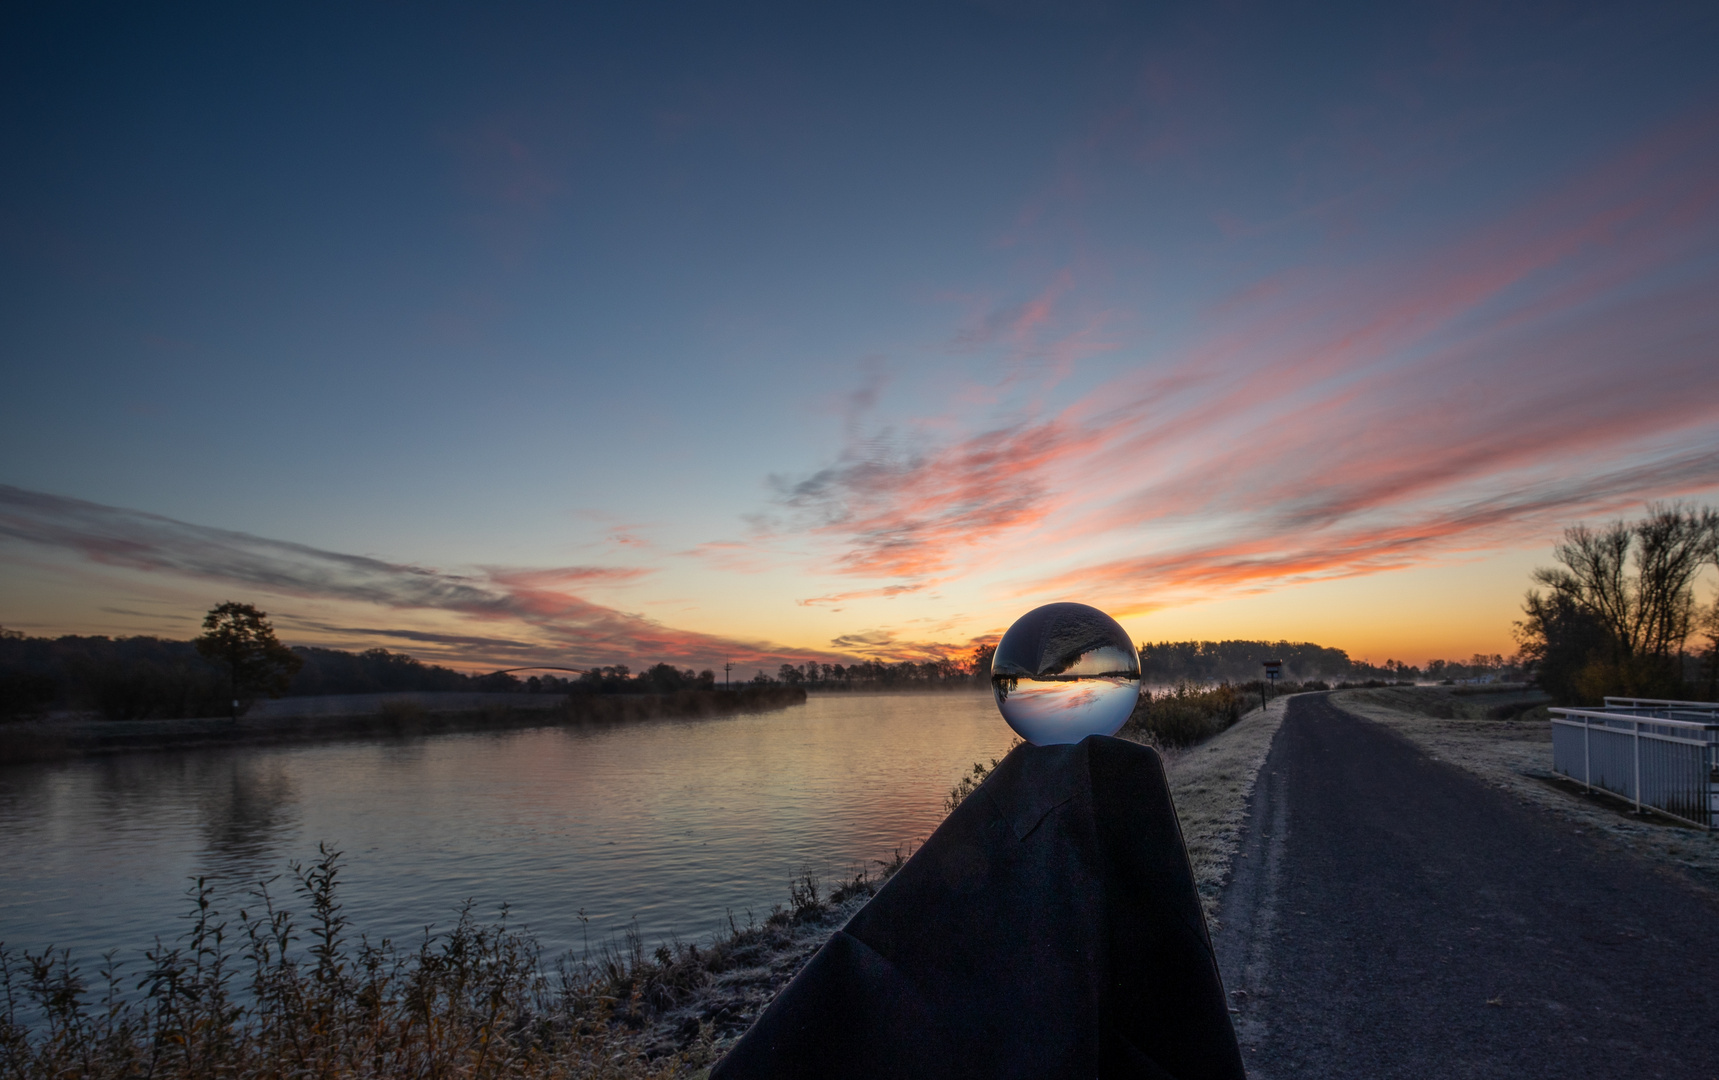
[{"x1": 991, "y1": 602, "x2": 1141, "y2": 745}]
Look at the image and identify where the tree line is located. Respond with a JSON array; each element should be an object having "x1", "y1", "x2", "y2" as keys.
[
  {"x1": 0, "y1": 604, "x2": 809, "y2": 721},
  {"x1": 0, "y1": 627, "x2": 474, "y2": 722},
  {"x1": 1348, "y1": 654, "x2": 1520, "y2": 683},
  {"x1": 749, "y1": 657, "x2": 980, "y2": 690},
  {"x1": 1136, "y1": 640, "x2": 1352, "y2": 683}
]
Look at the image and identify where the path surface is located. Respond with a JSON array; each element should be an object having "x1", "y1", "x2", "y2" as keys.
[{"x1": 1213, "y1": 693, "x2": 1719, "y2": 1079}]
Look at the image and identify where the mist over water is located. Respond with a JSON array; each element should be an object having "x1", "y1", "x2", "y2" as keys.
[{"x1": 0, "y1": 693, "x2": 1015, "y2": 964}]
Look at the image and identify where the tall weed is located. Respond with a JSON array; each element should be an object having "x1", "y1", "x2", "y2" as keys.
[
  {"x1": 0, "y1": 844, "x2": 691, "y2": 1080},
  {"x1": 0, "y1": 841, "x2": 919, "y2": 1079}
]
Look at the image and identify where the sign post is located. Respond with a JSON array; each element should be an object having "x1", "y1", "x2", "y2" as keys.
[{"x1": 1262, "y1": 659, "x2": 1283, "y2": 710}]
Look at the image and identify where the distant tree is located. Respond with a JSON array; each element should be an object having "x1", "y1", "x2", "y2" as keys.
[
  {"x1": 969, "y1": 643, "x2": 995, "y2": 680},
  {"x1": 1379, "y1": 659, "x2": 1422, "y2": 680},
  {"x1": 194, "y1": 602, "x2": 302, "y2": 718},
  {"x1": 638, "y1": 663, "x2": 696, "y2": 693}
]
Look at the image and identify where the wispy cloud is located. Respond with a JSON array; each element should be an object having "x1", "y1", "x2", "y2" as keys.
[
  {"x1": 771, "y1": 418, "x2": 1109, "y2": 578},
  {"x1": 99, "y1": 607, "x2": 195, "y2": 622},
  {"x1": 827, "y1": 627, "x2": 990, "y2": 664},
  {"x1": 773, "y1": 104, "x2": 1719, "y2": 612},
  {"x1": 1034, "y1": 445, "x2": 1719, "y2": 608},
  {"x1": 797, "y1": 583, "x2": 927, "y2": 607},
  {"x1": 0, "y1": 485, "x2": 835, "y2": 668}
]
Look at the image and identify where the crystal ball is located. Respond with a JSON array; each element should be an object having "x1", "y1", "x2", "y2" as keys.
[{"x1": 991, "y1": 602, "x2": 1141, "y2": 745}]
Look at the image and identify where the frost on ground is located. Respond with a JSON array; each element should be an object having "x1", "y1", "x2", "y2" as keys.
[
  {"x1": 1333, "y1": 686, "x2": 1719, "y2": 893},
  {"x1": 1139, "y1": 696, "x2": 1290, "y2": 927}
]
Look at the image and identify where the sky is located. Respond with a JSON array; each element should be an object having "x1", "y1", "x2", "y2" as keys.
[{"x1": 2, "y1": 0, "x2": 1718, "y2": 672}]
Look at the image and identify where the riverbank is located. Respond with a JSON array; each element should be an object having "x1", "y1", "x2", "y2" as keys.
[
  {"x1": 0, "y1": 687, "x2": 1283, "y2": 1078},
  {"x1": 0, "y1": 696, "x2": 1282, "y2": 1079},
  {"x1": 0, "y1": 686, "x2": 807, "y2": 764}
]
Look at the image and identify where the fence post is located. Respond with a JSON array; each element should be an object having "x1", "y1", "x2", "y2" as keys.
[
  {"x1": 1633, "y1": 720, "x2": 1642, "y2": 815},
  {"x1": 1698, "y1": 739, "x2": 1712, "y2": 832},
  {"x1": 1583, "y1": 720, "x2": 1591, "y2": 792}
]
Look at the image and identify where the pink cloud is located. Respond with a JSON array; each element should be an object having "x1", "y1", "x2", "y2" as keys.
[
  {"x1": 797, "y1": 583, "x2": 928, "y2": 607},
  {"x1": 0, "y1": 485, "x2": 848, "y2": 670},
  {"x1": 776, "y1": 104, "x2": 1719, "y2": 610},
  {"x1": 773, "y1": 416, "x2": 1111, "y2": 579},
  {"x1": 826, "y1": 628, "x2": 993, "y2": 664}
]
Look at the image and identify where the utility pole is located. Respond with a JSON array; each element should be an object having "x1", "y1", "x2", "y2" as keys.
[{"x1": 724, "y1": 659, "x2": 733, "y2": 690}]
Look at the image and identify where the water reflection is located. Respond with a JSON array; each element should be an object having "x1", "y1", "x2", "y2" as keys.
[
  {"x1": 991, "y1": 602, "x2": 1141, "y2": 744},
  {"x1": 992, "y1": 676, "x2": 1142, "y2": 744},
  {"x1": 0, "y1": 692, "x2": 1015, "y2": 965},
  {"x1": 195, "y1": 761, "x2": 299, "y2": 874}
]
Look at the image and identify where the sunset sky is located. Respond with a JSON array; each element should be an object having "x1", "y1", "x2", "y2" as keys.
[{"x1": 3, "y1": 1, "x2": 1718, "y2": 672}]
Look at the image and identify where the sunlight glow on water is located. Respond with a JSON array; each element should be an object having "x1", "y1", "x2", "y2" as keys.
[
  {"x1": 992, "y1": 602, "x2": 1141, "y2": 744},
  {"x1": 0, "y1": 693, "x2": 1013, "y2": 964}
]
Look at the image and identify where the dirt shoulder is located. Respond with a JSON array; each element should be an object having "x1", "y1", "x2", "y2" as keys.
[
  {"x1": 1332, "y1": 685, "x2": 1719, "y2": 894},
  {"x1": 1147, "y1": 695, "x2": 1293, "y2": 926}
]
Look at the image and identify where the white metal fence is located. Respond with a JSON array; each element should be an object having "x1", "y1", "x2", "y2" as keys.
[{"x1": 1550, "y1": 697, "x2": 1719, "y2": 829}]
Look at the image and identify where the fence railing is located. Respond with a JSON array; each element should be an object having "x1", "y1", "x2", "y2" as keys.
[{"x1": 1550, "y1": 699, "x2": 1719, "y2": 829}]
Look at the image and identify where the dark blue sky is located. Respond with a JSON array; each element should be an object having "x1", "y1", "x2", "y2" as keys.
[{"x1": 3, "y1": 0, "x2": 1717, "y2": 667}]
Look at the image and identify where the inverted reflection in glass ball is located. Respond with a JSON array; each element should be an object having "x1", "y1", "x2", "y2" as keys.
[{"x1": 991, "y1": 602, "x2": 1141, "y2": 745}]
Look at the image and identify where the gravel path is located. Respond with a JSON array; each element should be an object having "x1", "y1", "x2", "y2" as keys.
[{"x1": 1214, "y1": 693, "x2": 1719, "y2": 1079}]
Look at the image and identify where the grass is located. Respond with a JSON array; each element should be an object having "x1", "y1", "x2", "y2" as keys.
[
  {"x1": 0, "y1": 842, "x2": 909, "y2": 1080},
  {"x1": 1145, "y1": 696, "x2": 1292, "y2": 926}
]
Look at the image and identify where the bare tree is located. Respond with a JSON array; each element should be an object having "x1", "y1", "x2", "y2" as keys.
[{"x1": 1523, "y1": 504, "x2": 1718, "y2": 701}]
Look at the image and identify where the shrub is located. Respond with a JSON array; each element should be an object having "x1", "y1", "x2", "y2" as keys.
[
  {"x1": 1126, "y1": 682, "x2": 1242, "y2": 747},
  {"x1": 943, "y1": 740, "x2": 1022, "y2": 813}
]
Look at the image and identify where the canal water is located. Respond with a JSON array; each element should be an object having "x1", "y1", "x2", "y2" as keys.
[{"x1": 0, "y1": 692, "x2": 1015, "y2": 965}]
